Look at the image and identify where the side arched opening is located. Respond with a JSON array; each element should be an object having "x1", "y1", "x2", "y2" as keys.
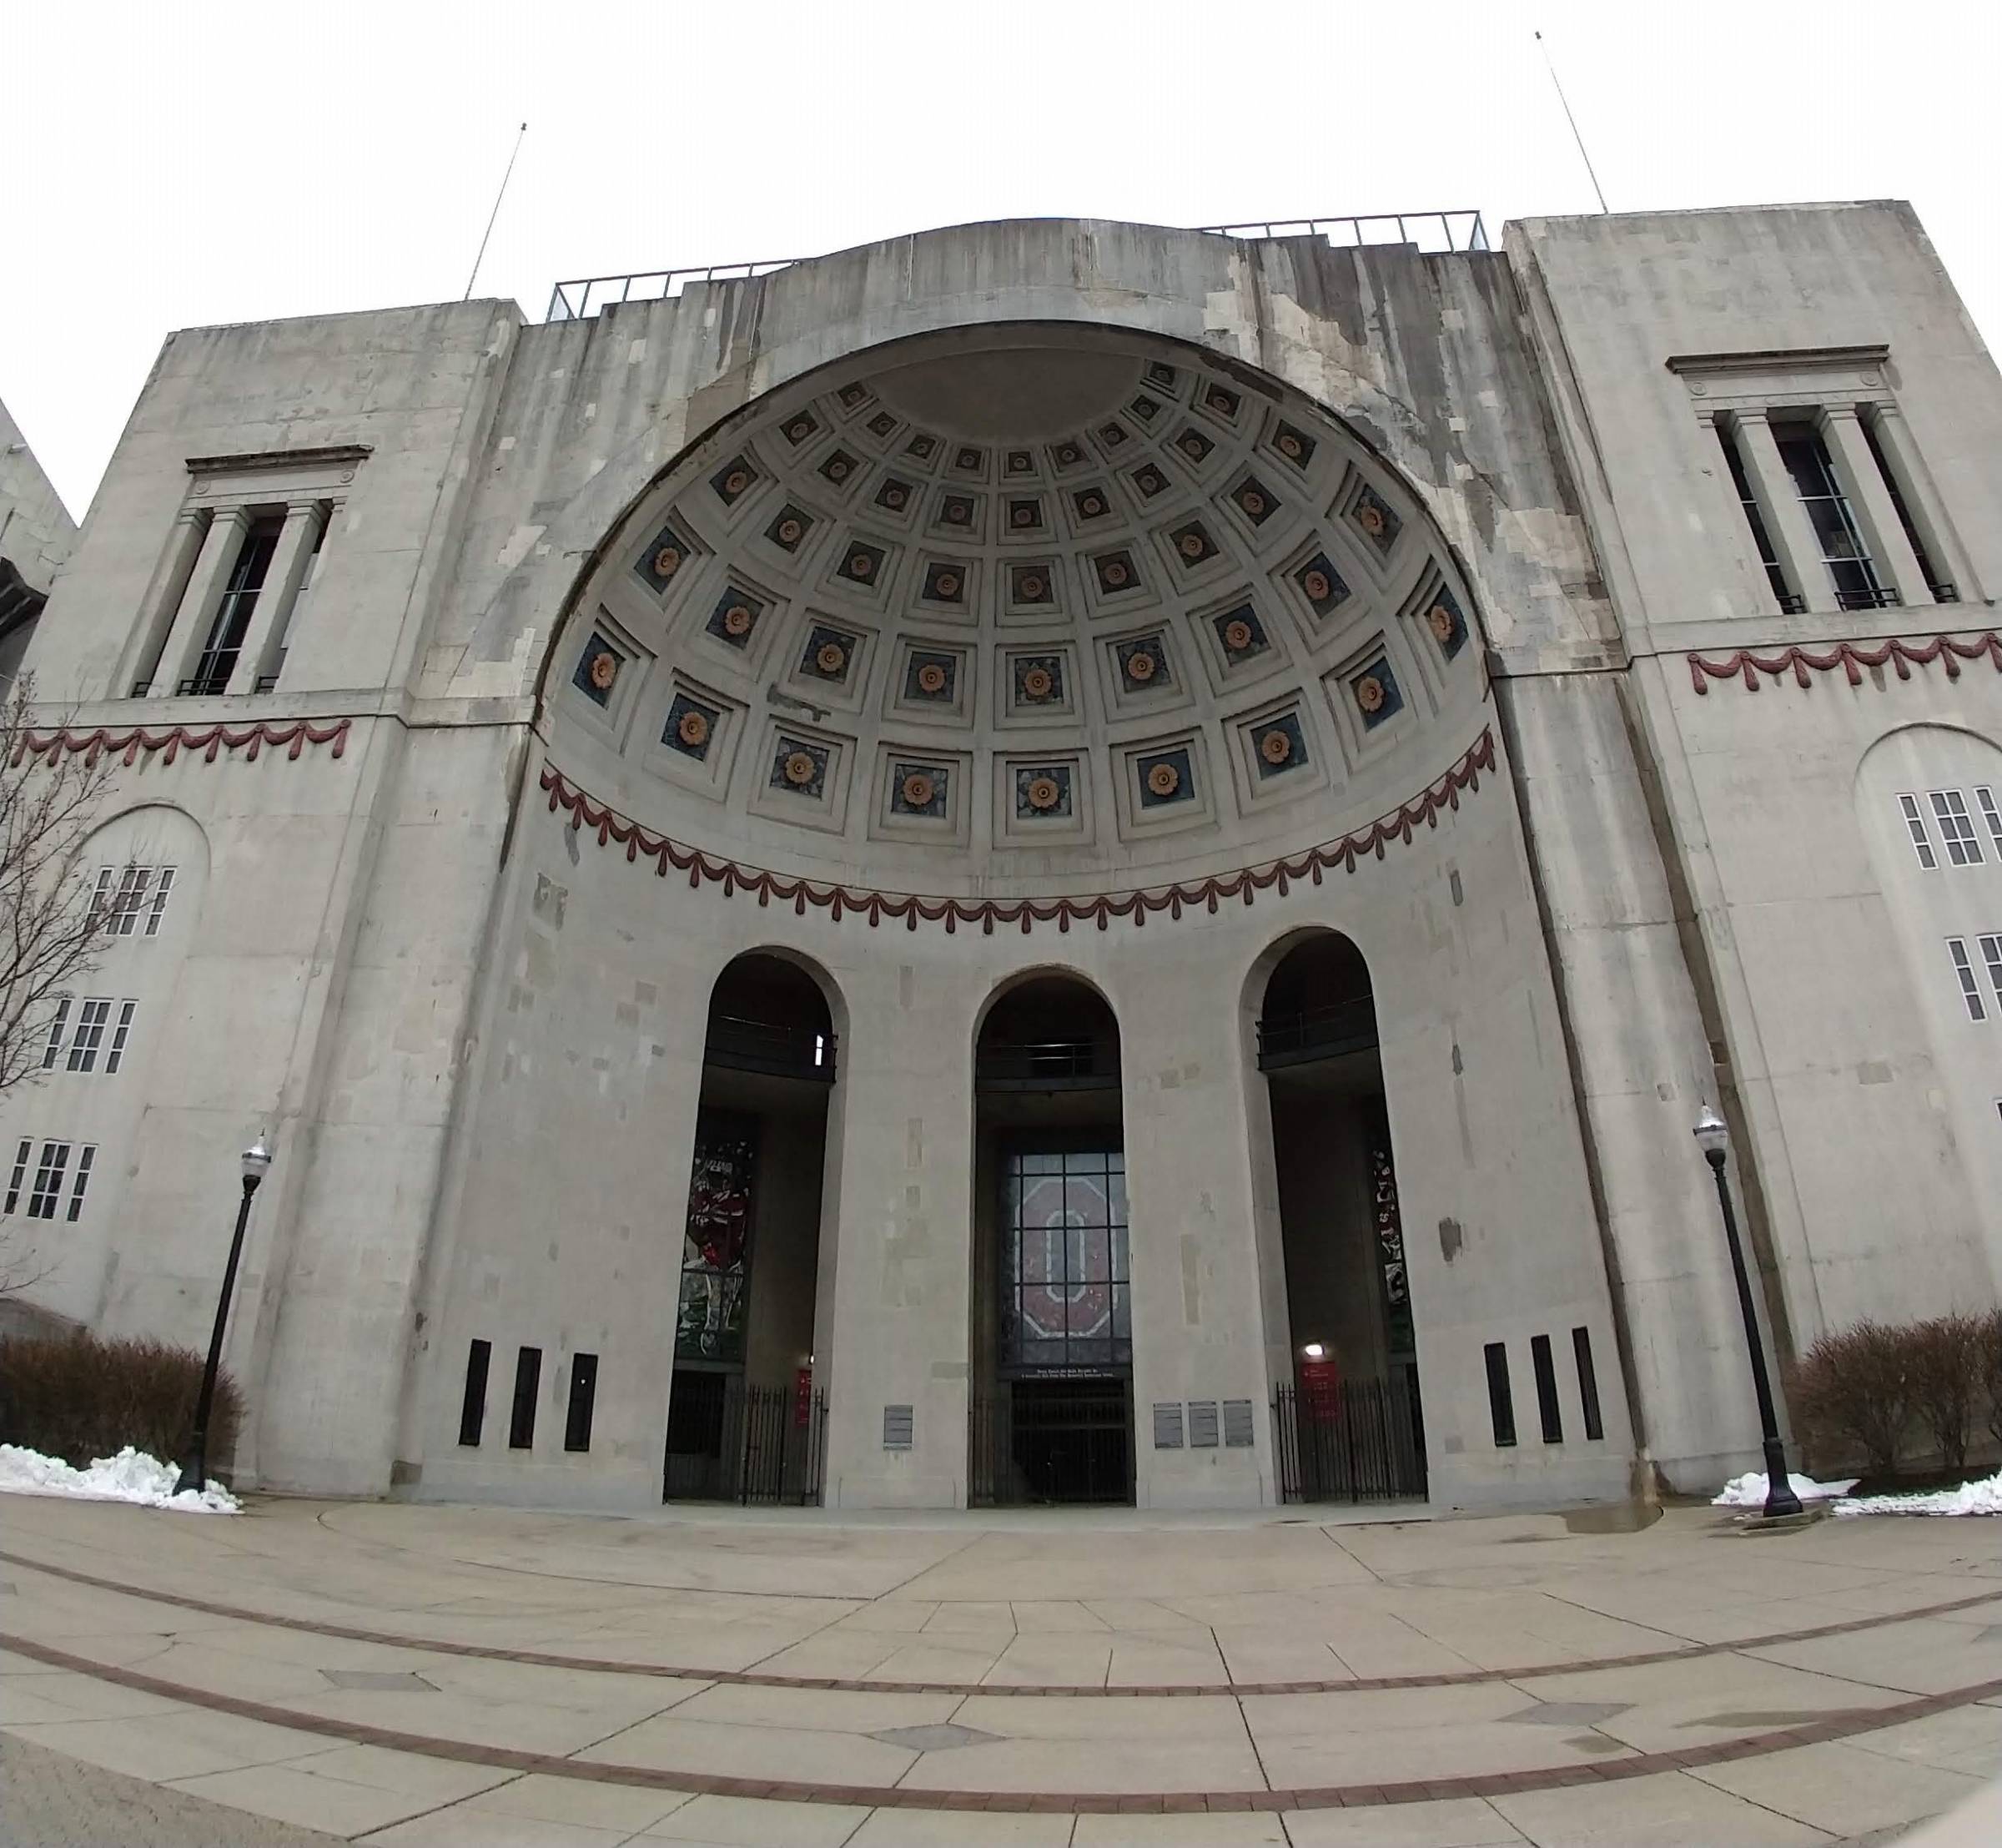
[
  {"x1": 968, "y1": 974, "x2": 1133, "y2": 1506},
  {"x1": 1251, "y1": 931, "x2": 1426, "y2": 1503},
  {"x1": 664, "y1": 951, "x2": 839, "y2": 1504}
]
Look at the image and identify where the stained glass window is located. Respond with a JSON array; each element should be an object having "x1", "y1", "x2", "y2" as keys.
[
  {"x1": 676, "y1": 1112, "x2": 757, "y2": 1362},
  {"x1": 999, "y1": 1147, "x2": 1130, "y2": 1372}
]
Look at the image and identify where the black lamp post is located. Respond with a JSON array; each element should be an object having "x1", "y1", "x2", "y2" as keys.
[
  {"x1": 1693, "y1": 1106, "x2": 1803, "y2": 1519},
  {"x1": 184, "y1": 1137, "x2": 272, "y2": 1495}
]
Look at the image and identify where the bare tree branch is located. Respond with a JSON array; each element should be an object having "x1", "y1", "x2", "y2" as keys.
[{"x1": 1, "y1": 672, "x2": 119, "y2": 1292}]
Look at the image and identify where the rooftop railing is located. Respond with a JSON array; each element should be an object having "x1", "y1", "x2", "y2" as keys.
[{"x1": 546, "y1": 210, "x2": 1490, "y2": 322}]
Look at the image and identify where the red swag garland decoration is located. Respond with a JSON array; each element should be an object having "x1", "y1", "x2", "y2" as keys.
[
  {"x1": 1688, "y1": 631, "x2": 2001, "y2": 694},
  {"x1": 541, "y1": 728, "x2": 1496, "y2": 936},
  {"x1": 12, "y1": 718, "x2": 351, "y2": 769}
]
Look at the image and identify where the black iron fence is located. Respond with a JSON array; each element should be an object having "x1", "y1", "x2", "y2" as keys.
[
  {"x1": 704, "y1": 1013, "x2": 836, "y2": 1082},
  {"x1": 663, "y1": 1374, "x2": 827, "y2": 1505},
  {"x1": 1255, "y1": 996, "x2": 1379, "y2": 1070},
  {"x1": 969, "y1": 1381, "x2": 1133, "y2": 1506},
  {"x1": 1272, "y1": 1372, "x2": 1426, "y2": 1503}
]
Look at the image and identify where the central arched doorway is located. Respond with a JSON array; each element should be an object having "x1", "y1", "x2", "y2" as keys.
[
  {"x1": 1254, "y1": 932, "x2": 1426, "y2": 1503},
  {"x1": 664, "y1": 952, "x2": 836, "y2": 1503},
  {"x1": 968, "y1": 976, "x2": 1134, "y2": 1505}
]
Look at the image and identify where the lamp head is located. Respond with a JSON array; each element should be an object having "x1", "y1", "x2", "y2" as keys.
[
  {"x1": 241, "y1": 1137, "x2": 273, "y2": 1189},
  {"x1": 1300, "y1": 1342, "x2": 1325, "y2": 1361},
  {"x1": 1692, "y1": 1105, "x2": 1728, "y2": 1166}
]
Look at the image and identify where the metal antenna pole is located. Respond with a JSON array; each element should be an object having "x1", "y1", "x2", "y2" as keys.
[
  {"x1": 1535, "y1": 31, "x2": 1609, "y2": 214},
  {"x1": 464, "y1": 122, "x2": 529, "y2": 301}
]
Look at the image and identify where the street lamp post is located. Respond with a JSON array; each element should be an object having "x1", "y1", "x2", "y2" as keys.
[
  {"x1": 1693, "y1": 1106, "x2": 1803, "y2": 1519},
  {"x1": 184, "y1": 1138, "x2": 273, "y2": 1495}
]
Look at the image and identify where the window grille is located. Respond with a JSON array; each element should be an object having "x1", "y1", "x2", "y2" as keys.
[
  {"x1": 183, "y1": 518, "x2": 282, "y2": 696},
  {"x1": 1899, "y1": 794, "x2": 1937, "y2": 869},
  {"x1": 1718, "y1": 424, "x2": 1800, "y2": 610},
  {"x1": 4, "y1": 1140, "x2": 28, "y2": 1214},
  {"x1": 41, "y1": 998, "x2": 72, "y2": 1070},
  {"x1": 27, "y1": 1142, "x2": 71, "y2": 1219},
  {"x1": 105, "y1": 1001, "x2": 138, "y2": 1075},
  {"x1": 1773, "y1": 424, "x2": 1894, "y2": 611},
  {"x1": 1978, "y1": 788, "x2": 2002, "y2": 857},
  {"x1": 65, "y1": 1000, "x2": 112, "y2": 1072},
  {"x1": 1949, "y1": 939, "x2": 1986, "y2": 1021},
  {"x1": 146, "y1": 868, "x2": 176, "y2": 935},
  {"x1": 999, "y1": 1146, "x2": 1130, "y2": 1372},
  {"x1": 1982, "y1": 936, "x2": 2002, "y2": 1013},
  {"x1": 67, "y1": 1147, "x2": 94, "y2": 1222},
  {"x1": 1931, "y1": 790, "x2": 1984, "y2": 866}
]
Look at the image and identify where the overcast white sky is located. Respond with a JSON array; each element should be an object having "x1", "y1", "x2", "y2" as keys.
[{"x1": 5, "y1": 0, "x2": 1996, "y2": 521}]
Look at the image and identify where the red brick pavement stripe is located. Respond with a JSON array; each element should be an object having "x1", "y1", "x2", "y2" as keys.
[
  {"x1": 3, "y1": 1544, "x2": 1996, "y2": 1701},
  {"x1": 3, "y1": 1627, "x2": 1999, "y2": 1815}
]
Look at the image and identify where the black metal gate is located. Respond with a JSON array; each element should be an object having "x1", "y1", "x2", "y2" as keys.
[
  {"x1": 969, "y1": 1377, "x2": 1133, "y2": 1506},
  {"x1": 663, "y1": 1372, "x2": 827, "y2": 1505},
  {"x1": 1272, "y1": 1370, "x2": 1426, "y2": 1503}
]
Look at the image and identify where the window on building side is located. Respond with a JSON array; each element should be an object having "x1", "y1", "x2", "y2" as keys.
[
  {"x1": 1983, "y1": 936, "x2": 2002, "y2": 1012},
  {"x1": 1931, "y1": 791, "x2": 1984, "y2": 866},
  {"x1": 27, "y1": 1142, "x2": 71, "y2": 1219},
  {"x1": 1899, "y1": 794, "x2": 1938, "y2": 869},
  {"x1": 1949, "y1": 938, "x2": 1987, "y2": 1021},
  {"x1": 97, "y1": 864, "x2": 176, "y2": 937},
  {"x1": 4, "y1": 1140, "x2": 28, "y2": 1214},
  {"x1": 1773, "y1": 423, "x2": 1894, "y2": 612},
  {"x1": 1979, "y1": 788, "x2": 2002, "y2": 856},
  {"x1": 1861, "y1": 410, "x2": 1955, "y2": 602},
  {"x1": 1717, "y1": 424, "x2": 1801, "y2": 612},
  {"x1": 67, "y1": 1147, "x2": 94, "y2": 1222},
  {"x1": 183, "y1": 516, "x2": 283, "y2": 697},
  {"x1": 104, "y1": 1001, "x2": 138, "y2": 1075},
  {"x1": 41, "y1": 998, "x2": 73, "y2": 1070},
  {"x1": 64, "y1": 999, "x2": 113, "y2": 1072}
]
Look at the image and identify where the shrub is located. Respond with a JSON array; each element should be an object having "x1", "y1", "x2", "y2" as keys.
[
  {"x1": 0, "y1": 1330, "x2": 239, "y2": 1474},
  {"x1": 1984, "y1": 1308, "x2": 2002, "y2": 1453},
  {"x1": 1906, "y1": 1312, "x2": 1988, "y2": 1474},
  {"x1": 1787, "y1": 1319, "x2": 1914, "y2": 1476}
]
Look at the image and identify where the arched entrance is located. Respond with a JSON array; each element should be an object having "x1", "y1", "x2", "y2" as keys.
[
  {"x1": 1254, "y1": 933, "x2": 1426, "y2": 1502},
  {"x1": 664, "y1": 952, "x2": 836, "y2": 1503},
  {"x1": 969, "y1": 976, "x2": 1133, "y2": 1505}
]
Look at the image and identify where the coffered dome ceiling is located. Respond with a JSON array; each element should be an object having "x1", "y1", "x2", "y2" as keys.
[{"x1": 550, "y1": 325, "x2": 1486, "y2": 889}]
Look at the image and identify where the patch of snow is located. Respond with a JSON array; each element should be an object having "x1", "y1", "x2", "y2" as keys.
[
  {"x1": 1833, "y1": 1468, "x2": 2002, "y2": 1518},
  {"x1": 1713, "y1": 1470, "x2": 1857, "y2": 1508},
  {"x1": 0, "y1": 1443, "x2": 239, "y2": 1514}
]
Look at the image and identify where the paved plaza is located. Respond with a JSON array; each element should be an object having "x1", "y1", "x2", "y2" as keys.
[{"x1": 1, "y1": 1493, "x2": 1998, "y2": 1845}]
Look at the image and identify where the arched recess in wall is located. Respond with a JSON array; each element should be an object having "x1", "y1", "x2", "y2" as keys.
[
  {"x1": 1239, "y1": 924, "x2": 1426, "y2": 1503},
  {"x1": 527, "y1": 320, "x2": 1496, "y2": 938},
  {"x1": 6, "y1": 803, "x2": 211, "y2": 1331},
  {"x1": 1853, "y1": 722, "x2": 2002, "y2": 1305},
  {"x1": 968, "y1": 969, "x2": 1132, "y2": 1507},
  {"x1": 663, "y1": 945, "x2": 846, "y2": 1503}
]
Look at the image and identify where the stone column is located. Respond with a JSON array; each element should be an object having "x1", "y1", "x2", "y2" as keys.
[
  {"x1": 1732, "y1": 412, "x2": 1826, "y2": 612},
  {"x1": 153, "y1": 506, "x2": 249, "y2": 695},
  {"x1": 227, "y1": 502, "x2": 321, "y2": 695},
  {"x1": 1818, "y1": 405, "x2": 1930, "y2": 607},
  {"x1": 1865, "y1": 402, "x2": 1976, "y2": 601},
  {"x1": 120, "y1": 508, "x2": 209, "y2": 697}
]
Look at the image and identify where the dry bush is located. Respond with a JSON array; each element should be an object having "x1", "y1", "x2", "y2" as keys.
[
  {"x1": 1786, "y1": 1319, "x2": 1914, "y2": 1476},
  {"x1": 0, "y1": 1330, "x2": 239, "y2": 1471},
  {"x1": 1984, "y1": 1308, "x2": 2002, "y2": 1453},
  {"x1": 1905, "y1": 1312, "x2": 1989, "y2": 1473}
]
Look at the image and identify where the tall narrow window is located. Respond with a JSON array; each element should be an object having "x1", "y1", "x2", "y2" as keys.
[
  {"x1": 28, "y1": 1142, "x2": 71, "y2": 1219},
  {"x1": 1949, "y1": 939, "x2": 1986, "y2": 1021},
  {"x1": 564, "y1": 1352, "x2": 599, "y2": 1453},
  {"x1": 1773, "y1": 424, "x2": 1892, "y2": 611},
  {"x1": 109, "y1": 866, "x2": 151, "y2": 937},
  {"x1": 4, "y1": 1140, "x2": 28, "y2": 1214},
  {"x1": 104, "y1": 1001, "x2": 138, "y2": 1075},
  {"x1": 1572, "y1": 1327, "x2": 1605, "y2": 1442},
  {"x1": 1861, "y1": 410, "x2": 1954, "y2": 601},
  {"x1": 89, "y1": 867, "x2": 114, "y2": 921},
  {"x1": 66, "y1": 1146, "x2": 95, "y2": 1222},
  {"x1": 145, "y1": 868, "x2": 176, "y2": 936},
  {"x1": 508, "y1": 1346, "x2": 541, "y2": 1448},
  {"x1": 183, "y1": 516, "x2": 282, "y2": 696},
  {"x1": 1530, "y1": 1333, "x2": 1563, "y2": 1444},
  {"x1": 42, "y1": 998, "x2": 73, "y2": 1070},
  {"x1": 1982, "y1": 936, "x2": 2002, "y2": 1013},
  {"x1": 1717, "y1": 423, "x2": 1799, "y2": 611},
  {"x1": 1899, "y1": 794, "x2": 1938, "y2": 869},
  {"x1": 459, "y1": 1339, "x2": 491, "y2": 1446},
  {"x1": 1484, "y1": 1341, "x2": 1517, "y2": 1448},
  {"x1": 1979, "y1": 788, "x2": 2002, "y2": 858},
  {"x1": 1931, "y1": 791, "x2": 1984, "y2": 866},
  {"x1": 65, "y1": 999, "x2": 112, "y2": 1072}
]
